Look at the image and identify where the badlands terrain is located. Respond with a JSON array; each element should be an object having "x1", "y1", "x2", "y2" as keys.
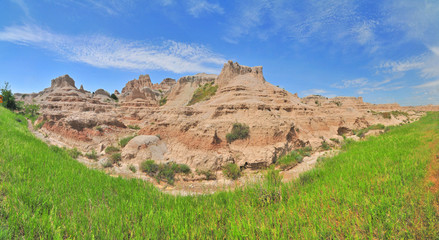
[{"x1": 15, "y1": 61, "x2": 439, "y2": 189}]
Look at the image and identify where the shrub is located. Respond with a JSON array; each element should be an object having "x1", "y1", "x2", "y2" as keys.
[
  {"x1": 196, "y1": 169, "x2": 217, "y2": 180},
  {"x1": 110, "y1": 153, "x2": 121, "y2": 163},
  {"x1": 1, "y1": 82, "x2": 17, "y2": 110},
  {"x1": 85, "y1": 150, "x2": 98, "y2": 160},
  {"x1": 321, "y1": 141, "x2": 331, "y2": 150},
  {"x1": 102, "y1": 160, "x2": 113, "y2": 168},
  {"x1": 187, "y1": 82, "x2": 218, "y2": 106},
  {"x1": 128, "y1": 164, "x2": 137, "y2": 173},
  {"x1": 330, "y1": 138, "x2": 340, "y2": 144},
  {"x1": 128, "y1": 125, "x2": 140, "y2": 130},
  {"x1": 226, "y1": 123, "x2": 250, "y2": 143},
  {"x1": 140, "y1": 160, "x2": 190, "y2": 185},
  {"x1": 223, "y1": 163, "x2": 241, "y2": 180},
  {"x1": 140, "y1": 160, "x2": 159, "y2": 175},
  {"x1": 119, "y1": 136, "x2": 135, "y2": 147},
  {"x1": 65, "y1": 147, "x2": 82, "y2": 159},
  {"x1": 105, "y1": 146, "x2": 120, "y2": 154},
  {"x1": 34, "y1": 120, "x2": 46, "y2": 129},
  {"x1": 110, "y1": 94, "x2": 118, "y2": 101},
  {"x1": 24, "y1": 103, "x2": 40, "y2": 118},
  {"x1": 159, "y1": 96, "x2": 167, "y2": 106}
]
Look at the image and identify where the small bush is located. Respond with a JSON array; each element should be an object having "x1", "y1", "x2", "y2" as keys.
[
  {"x1": 330, "y1": 138, "x2": 340, "y2": 144},
  {"x1": 226, "y1": 123, "x2": 250, "y2": 143},
  {"x1": 128, "y1": 164, "x2": 137, "y2": 173},
  {"x1": 105, "y1": 146, "x2": 120, "y2": 154},
  {"x1": 85, "y1": 150, "x2": 98, "y2": 160},
  {"x1": 196, "y1": 169, "x2": 217, "y2": 180},
  {"x1": 140, "y1": 160, "x2": 190, "y2": 185},
  {"x1": 110, "y1": 94, "x2": 118, "y2": 101},
  {"x1": 119, "y1": 136, "x2": 135, "y2": 147},
  {"x1": 128, "y1": 125, "x2": 140, "y2": 130},
  {"x1": 140, "y1": 160, "x2": 159, "y2": 175},
  {"x1": 110, "y1": 153, "x2": 121, "y2": 163},
  {"x1": 159, "y1": 96, "x2": 167, "y2": 106},
  {"x1": 321, "y1": 141, "x2": 331, "y2": 150},
  {"x1": 223, "y1": 163, "x2": 241, "y2": 180},
  {"x1": 65, "y1": 147, "x2": 82, "y2": 159},
  {"x1": 102, "y1": 160, "x2": 113, "y2": 168}
]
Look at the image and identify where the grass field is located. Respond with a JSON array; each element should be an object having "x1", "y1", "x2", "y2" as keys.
[{"x1": 1, "y1": 106, "x2": 439, "y2": 239}]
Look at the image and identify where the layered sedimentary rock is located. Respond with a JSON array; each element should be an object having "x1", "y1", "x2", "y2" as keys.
[{"x1": 16, "y1": 61, "x2": 439, "y2": 173}]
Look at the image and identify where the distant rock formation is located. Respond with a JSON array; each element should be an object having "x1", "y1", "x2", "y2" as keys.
[{"x1": 51, "y1": 75, "x2": 76, "y2": 89}]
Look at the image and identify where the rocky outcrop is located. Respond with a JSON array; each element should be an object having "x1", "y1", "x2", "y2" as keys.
[
  {"x1": 51, "y1": 75, "x2": 76, "y2": 89},
  {"x1": 121, "y1": 135, "x2": 167, "y2": 163},
  {"x1": 95, "y1": 89, "x2": 110, "y2": 97}
]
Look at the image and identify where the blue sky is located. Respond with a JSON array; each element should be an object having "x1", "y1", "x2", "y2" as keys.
[{"x1": 1, "y1": 0, "x2": 439, "y2": 106}]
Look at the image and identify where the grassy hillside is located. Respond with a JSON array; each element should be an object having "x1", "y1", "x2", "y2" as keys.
[{"x1": 1, "y1": 106, "x2": 438, "y2": 239}]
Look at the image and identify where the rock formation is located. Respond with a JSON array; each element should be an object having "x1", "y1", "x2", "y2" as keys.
[{"x1": 15, "y1": 61, "x2": 439, "y2": 175}]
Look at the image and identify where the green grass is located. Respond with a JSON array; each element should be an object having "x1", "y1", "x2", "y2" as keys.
[
  {"x1": 105, "y1": 145, "x2": 120, "y2": 154},
  {"x1": 119, "y1": 135, "x2": 135, "y2": 147},
  {"x1": 159, "y1": 96, "x2": 167, "y2": 106},
  {"x1": 127, "y1": 125, "x2": 141, "y2": 130},
  {"x1": 276, "y1": 146, "x2": 312, "y2": 170},
  {"x1": 187, "y1": 82, "x2": 218, "y2": 106},
  {"x1": 1, "y1": 106, "x2": 439, "y2": 239},
  {"x1": 353, "y1": 123, "x2": 387, "y2": 138}
]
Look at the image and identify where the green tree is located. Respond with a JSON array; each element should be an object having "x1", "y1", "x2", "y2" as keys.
[
  {"x1": 24, "y1": 102, "x2": 40, "y2": 117},
  {"x1": 1, "y1": 82, "x2": 17, "y2": 110}
]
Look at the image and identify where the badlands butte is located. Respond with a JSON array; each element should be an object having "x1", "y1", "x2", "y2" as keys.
[{"x1": 16, "y1": 61, "x2": 439, "y2": 183}]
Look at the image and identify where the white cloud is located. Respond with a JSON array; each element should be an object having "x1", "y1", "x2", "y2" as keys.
[
  {"x1": 413, "y1": 79, "x2": 439, "y2": 89},
  {"x1": 0, "y1": 24, "x2": 226, "y2": 73},
  {"x1": 301, "y1": 88, "x2": 327, "y2": 97},
  {"x1": 332, "y1": 78, "x2": 368, "y2": 89},
  {"x1": 187, "y1": 0, "x2": 223, "y2": 17},
  {"x1": 378, "y1": 58, "x2": 425, "y2": 74}
]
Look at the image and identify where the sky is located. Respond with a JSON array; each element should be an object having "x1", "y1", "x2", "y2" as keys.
[{"x1": 1, "y1": 0, "x2": 439, "y2": 106}]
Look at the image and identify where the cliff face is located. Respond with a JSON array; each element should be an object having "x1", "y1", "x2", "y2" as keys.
[{"x1": 16, "y1": 61, "x2": 439, "y2": 173}]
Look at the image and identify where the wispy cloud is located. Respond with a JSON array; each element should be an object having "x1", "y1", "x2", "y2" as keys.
[
  {"x1": 0, "y1": 24, "x2": 226, "y2": 73},
  {"x1": 10, "y1": 0, "x2": 31, "y2": 18},
  {"x1": 224, "y1": 0, "x2": 377, "y2": 49},
  {"x1": 413, "y1": 79, "x2": 439, "y2": 89},
  {"x1": 332, "y1": 78, "x2": 368, "y2": 89},
  {"x1": 300, "y1": 88, "x2": 329, "y2": 97},
  {"x1": 187, "y1": 0, "x2": 223, "y2": 17}
]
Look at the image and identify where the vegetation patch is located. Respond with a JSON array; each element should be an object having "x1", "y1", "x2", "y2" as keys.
[
  {"x1": 127, "y1": 125, "x2": 140, "y2": 130},
  {"x1": 65, "y1": 147, "x2": 82, "y2": 159},
  {"x1": 105, "y1": 146, "x2": 120, "y2": 154},
  {"x1": 196, "y1": 169, "x2": 217, "y2": 180},
  {"x1": 119, "y1": 135, "x2": 135, "y2": 147},
  {"x1": 159, "y1": 96, "x2": 167, "y2": 106},
  {"x1": 34, "y1": 120, "x2": 46, "y2": 129},
  {"x1": 110, "y1": 94, "x2": 118, "y2": 102},
  {"x1": 140, "y1": 160, "x2": 191, "y2": 185},
  {"x1": 85, "y1": 149, "x2": 98, "y2": 160},
  {"x1": 110, "y1": 153, "x2": 121, "y2": 164},
  {"x1": 187, "y1": 82, "x2": 218, "y2": 106},
  {"x1": 276, "y1": 146, "x2": 312, "y2": 170},
  {"x1": 222, "y1": 163, "x2": 241, "y2": 180},
  {"x1": 128, "y1": 164, "x2": 137, "y2": 173},
  {"x1": 353, "y1": 124, "x2": 386, "y2": 138},
  {"x1": 226, "y1": 123, "x2": 250, "y2": 143}
]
